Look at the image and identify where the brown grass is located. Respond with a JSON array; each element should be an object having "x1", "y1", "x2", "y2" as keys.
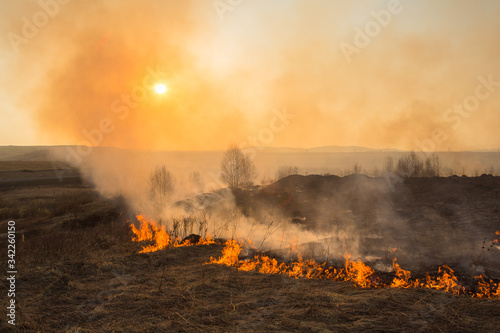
[
  {"x1": 0, "y1": 185, "x2": 499, "y2": 332},
  {"x1": 0, "y1": 161, "x2": 71, "y2": 172},
  {"x1": 3, "y1": 238, "x2": 500, "y2": 332}
]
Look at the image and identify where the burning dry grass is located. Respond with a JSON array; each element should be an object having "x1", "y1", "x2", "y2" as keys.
[
  {"x1": 3, "y1": 220, "x2": 500, "y2": 332},
  {"x1": 129, "y1": 214, "x2": 216, "y2": 253},
  {"x1": 129, "y1": 215, "x2": 500, "y2": 300},
  {"x1": 2, "y1": 186, "x2": 500, "y2": 332},
  {"x1": 209, "y1": 239, "x2": 500, "y2": 300}
]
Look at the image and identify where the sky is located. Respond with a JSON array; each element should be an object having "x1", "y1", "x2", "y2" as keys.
[{"x1": 0, "y1": 0, "x2": 499, "y2": 151}]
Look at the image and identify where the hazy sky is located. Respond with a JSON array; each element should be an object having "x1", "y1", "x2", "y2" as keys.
[{"x1": 1, "y1": 0, "x2": 499, "y2": 151}]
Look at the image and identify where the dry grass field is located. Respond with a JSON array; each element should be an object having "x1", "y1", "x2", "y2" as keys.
[{"x1": 1, "y1": 167, "x2": 500, "y2": 332}]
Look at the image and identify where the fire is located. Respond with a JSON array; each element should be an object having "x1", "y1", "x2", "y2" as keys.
[
  {"x1": 391, "y1": 259, "x2": 415, "y2": 288},
  {"x1": 493, "y1": 230, "x2": 500, "y2": 244},
  {"x1": 129, "y1": 222, "x2": 499, "y2": 299},
  {"x1": 129, "y1": 214, "x2": 215, "y2": 253},
  {"x1": 209, "y1": 239, "x2": 241, "y2": 266},
  {"x1": 424, "y1": 265, "x2": 462, "y2": 295},
  {"x1": 342, "y1": 255, "x2": 376, "y2": 288},
  {"x1": 130, "y1": 215, "x2": 171, "y2": 252},
  {"x1": 209, "y1": 239, "x2": 500, "y2": 300},
  {"x1": 174, "y1": 234, "x2": 216, "y2": 247},
  {"x1": 130, "y1": 215, "x2": 154, "y2": 242}
]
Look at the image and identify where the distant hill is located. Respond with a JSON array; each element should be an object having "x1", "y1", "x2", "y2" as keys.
[
  {"x1": 0, "y1": 145, "x2": 499, "y2": 178},
  {"x1": 0, "y1": 146, "x2": 50, "y2": 160},
  {"x1": 253, "y1": 145, "x2": 400, "y2": 153},
  {"x1": 308, "y1": 146, "x2": 389, "y2": 153},
  {"x1": 1, "y1": 145, "x2": 498, "y2": 158}
]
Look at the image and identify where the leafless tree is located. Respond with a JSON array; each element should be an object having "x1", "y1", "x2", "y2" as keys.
[
  {"x1": 396, "y1": 151, "x2": 441, "y2": 177},
  {"x1": 220, "y1": 145, "x2": 256, "y2": 189},
  {"x1": 276, "y1": 165, "x2": 299, "y2": 180},
  {"x1": 397, "y1": 151, "x2": 422, "y2": 177},
  {"x1": 352, "y1": 162, "x2": 362, "y2": 174},
  {"x1": 148, "y1": 165, "x2": 174, "y2": 218}
]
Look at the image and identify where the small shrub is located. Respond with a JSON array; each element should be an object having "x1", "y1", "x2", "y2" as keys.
[
  {"x1": 395, "y1": 151, "x2": 441, "y2": 177},
  {"x1": 276, "y1": 165, "x2": 299, "y2": 180}
]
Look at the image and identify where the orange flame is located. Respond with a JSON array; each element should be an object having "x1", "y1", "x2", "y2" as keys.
[
  {"x1": 341, "y1": 255, "x2": 376, "y2": 288},
  {"x1": 493, "y1": 230, "x2": 500, "y2": 243},
  {"x1": 130, "y1": 214, "x2": 154, "y2": 242},
  {"x1": 391, "y1": 258, "x2": 414, "y2": 288},
  {"x1": 130, "y1": 214, "x2": 215, "y2": 253},
  {"x1": 209, "y1": 239, "x2": 241, "y2": 266},
  {"x1": 208, "y1": 239, "x2": 500, "y2": 299},
  {"x1": 130, "y1": 215, "x2": 171, "y2": 253}
]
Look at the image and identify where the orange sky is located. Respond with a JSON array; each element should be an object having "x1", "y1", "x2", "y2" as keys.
[{"x1": 1, "y1": 0, "x2": 499, "y2": 151}]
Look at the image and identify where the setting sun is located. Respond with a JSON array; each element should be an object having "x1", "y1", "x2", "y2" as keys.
[{"x1": 154, "y1": 83, "x2": 167, "y2": 94}]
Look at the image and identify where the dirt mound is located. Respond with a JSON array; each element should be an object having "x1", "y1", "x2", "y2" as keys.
[{"x1": 244, "y1": 175, "x2": 500, "y2": 276}]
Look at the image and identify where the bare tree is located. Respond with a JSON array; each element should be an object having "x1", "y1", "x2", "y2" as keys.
[
  {"x1": 148, "y1": 165, "x2": 174, "y2": 218},
  {"x1": 276, "y1": 165, "x2": 299, "y2": 180},
  {"x1": 220, "y1": 145, "x2": 256, "y2": 189},
  {"x1": 352, "y1": 162, "x2": 362, "y2": 174},
  {"x1": 396, "y1": 151, "x2": 441, "y2": 177},
  {"x1": 397, "y1": 151, "x2": 422, "y2": 177}
]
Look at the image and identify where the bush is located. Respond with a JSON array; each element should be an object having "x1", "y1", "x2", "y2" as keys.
[
  {"x1": 395, "y1": 151, "x2": 440, "y2": 177},
  {"x1": 276, "y1": 165, "x2": 299, "y2": 180}
]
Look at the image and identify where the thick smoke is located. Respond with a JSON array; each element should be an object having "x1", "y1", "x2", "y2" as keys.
[
  {"x1": 1, "y1": 1, "x2": 500, "y2": 151},
  {"x1": 1, "y1": 1, "x2": 499, "y2": 271}
]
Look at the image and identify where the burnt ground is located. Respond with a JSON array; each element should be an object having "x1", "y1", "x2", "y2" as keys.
[
  {"x1": 0, "y1": 176, "x2": 499, "y2": 332},
  {"x1": 1, "y1": 219, "x2": 500, "y2": 332},
  {"x1": 235, "y1": 175, "x2": 500, "y2": 277}
]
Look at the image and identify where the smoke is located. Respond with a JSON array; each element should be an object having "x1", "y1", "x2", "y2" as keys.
[
  {"x1": 1, "y1": 1, "x2": 500, "y2": 151},
  {"x1": 1, "y1": 1, "x2": 499, "y2": 272}
]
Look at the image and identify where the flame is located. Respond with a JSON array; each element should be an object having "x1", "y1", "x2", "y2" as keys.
[
  {"x1": 130, "y1": 214, "x2": 154, "y2": 242},
  {"x1": 209, "y1": 239, "x2": 241, "y2": 266},
  {"x1": 391, "y1": 258, "x2": 415, "y2": 288},
  {"x1": 342, "y1": 255, "x2": 376, "y2": 288},
  {"x1": 473, "y1": 275, "x2": 500, "y2": 299},
  {"x1": 493, "y1": 230, "x2": 500, "y2": 244},
  {"x1": 130, "y1": 215, "x2": 171, "y2": 253},
  {"x1": 208, "y1": 239, "x2": 500, "y2": 299},
  {"x1": 130, "y1": 214, "x2": 215, "y2": 253},
  {"x1": 129, "y1": 216, "x2": 499, "y2": 299}
]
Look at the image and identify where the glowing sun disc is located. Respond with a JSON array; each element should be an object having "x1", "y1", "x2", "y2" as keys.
[{"x1": 154, "y1": 83, "x2": 167, "y2": 94}]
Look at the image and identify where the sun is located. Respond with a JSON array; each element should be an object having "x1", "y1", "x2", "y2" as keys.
[{"x1": 154, "y1": 83, "x2": 167, "y2": 94}]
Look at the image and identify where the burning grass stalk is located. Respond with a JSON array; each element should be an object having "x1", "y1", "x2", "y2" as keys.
[
  {"x1": 208, "y1": 239, "x2": 500, "y2": 300},
  {"x1": 130, "y1": 216, "x2": 500, "y2": 300},
  {"x1": 129, "y1": 214, "x2": 216, "y2": 253}
]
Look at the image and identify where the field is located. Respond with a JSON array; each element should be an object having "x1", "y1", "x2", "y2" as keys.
[
  {"x1": 1, "y1": 160, "x2": 500, "y2": 332},
  {"x1": 3, "y1": 0, "x2": 500, "y2": 331}
]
